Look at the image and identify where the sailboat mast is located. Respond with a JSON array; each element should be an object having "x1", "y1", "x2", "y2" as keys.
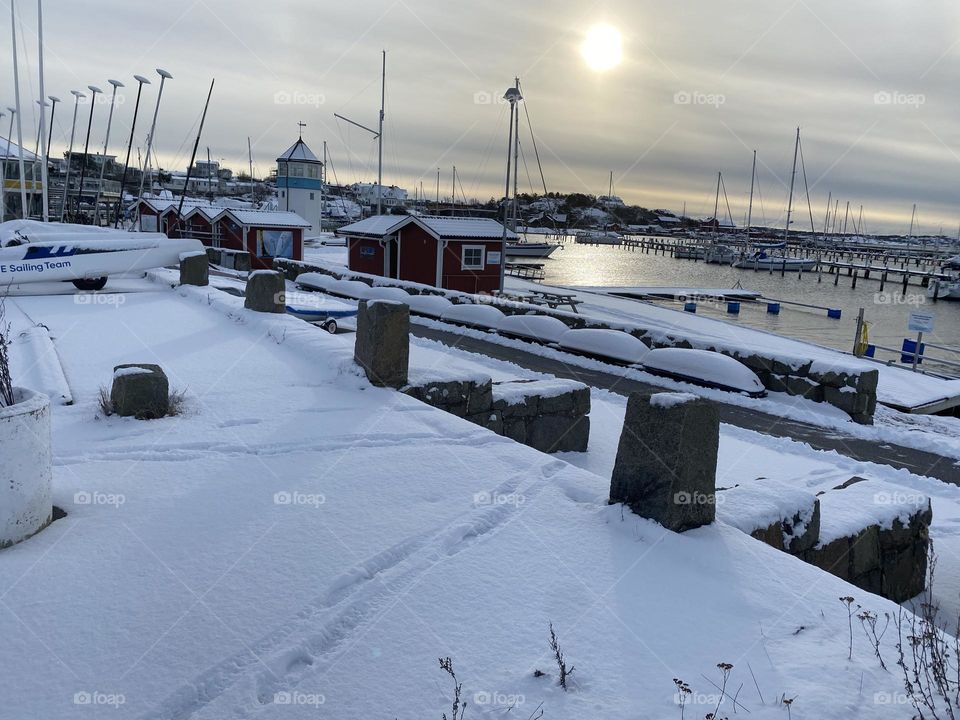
[
  {"x1": 746, "y1": 150, "x2": 756, "y2": 242},
  {"x1": 908, "y1": 203, "x2": 916, "y2": 240},
  {"x1": 10, "y1": 0, "x2": 28, "y2": 218},
  {"x1": 376, "y1": 49, "x2": 385, "y2": 215},
  {"x1": 822, "y1": 191, "x2": 832, "y2": 237},
  {"x1": 713, "y1": 171, "x2": 720, "y2": 234},
  {"x1": 37, "y1": 0, "x2": 49, "y2": 221},
  {"x1": 511, "y1": 76, "x2": 520, "y2": 231},
  {"x1": 783, "y1": 127, "x2": 800, "y2": 243}
]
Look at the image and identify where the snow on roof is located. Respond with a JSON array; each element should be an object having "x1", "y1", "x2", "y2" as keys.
[
  {"x1": 226, "y1": 208, "x2": 311, "y2": 228},
  {"x1": 276, "y1": 138, "x2": 320, "y2": 163},
  {"x1": 0, "y1": 137, "x2": 38, "y2": 161},
  {"x1": 338, "y1": 214, "x2": 516, "y2": 240}
]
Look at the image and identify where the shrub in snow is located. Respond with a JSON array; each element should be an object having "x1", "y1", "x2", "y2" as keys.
[
  {"x1": 0, "y1": 306, "x2": 12, "y2": 408},
  {"x1": 0, "y1": 387, "x2": 52, "y2": 548},
  {"x1": 548, "y1": 622, "x2": 575, "y2": 691},
  {"x1": 437, "y1": 657, "x2": 466, "y2": 720}
]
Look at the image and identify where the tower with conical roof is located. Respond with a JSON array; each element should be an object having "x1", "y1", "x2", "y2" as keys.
[{"x1": 276, "y1": 131, "x2": 323, "y2": 234}]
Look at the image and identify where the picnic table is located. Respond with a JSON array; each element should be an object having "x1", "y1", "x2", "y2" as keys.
[{"x1": 529, "y1": 289, "x2": 581, "y2": 313}]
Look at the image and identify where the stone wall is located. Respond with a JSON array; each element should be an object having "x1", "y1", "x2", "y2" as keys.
[
  {"x1": 719, "y1": 476, "x2": 930, "y2": 602},
  {"x1": 275, "y1": 257, "x2": 880, "y2": 424},
  {"x1": 403, "y1": 375, "x2": 590, "y2": 453},
  {"x1": 207, "y1": 247, "x2": 252, "y2": 272}
]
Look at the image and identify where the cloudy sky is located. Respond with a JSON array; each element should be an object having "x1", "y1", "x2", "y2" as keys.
[{"x1": 4, "y1": 0, "x2": 960, "y2": 233}]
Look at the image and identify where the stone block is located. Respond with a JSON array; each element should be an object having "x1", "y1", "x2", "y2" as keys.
[
  {"x1": 466, "y1": 380, "x2": 493, "y2": 415},
  {"x1": 784, "y1": 498, "x2": 821, "y2": 554},
  {"x1": 856, "y1": 370, "x2": 879, "y2": 394},
  {"x1": 609, "y1": 392, "x2": 719, "y2": 532},
  {"x1": 751, "y1": 521, "x2": 785, "y2": 550},
  {"x1": 179, "y1": 253, "x2": 209, "y2": 287},
  {"x1": 849, "y1": 524, "x2": 881, "y2": 577},
  {"x1": 354, "y1": 300, "x2": 410, "y2": 389},
  {"x1": 111, "y1": 364, "x2": 169, "y2": 419},
  {"x1": 528, "y1": 414, "x2": 589, "y2": 453},
  {"x1": 882, "y1": 542, "x2": 928, "y2": 602},
  {"x1": 503, "y1": 418, "x2": 527, "y2": 444},
  {"x1": 244, "y1": 270, "x2": 285, "y2": 313},
  {"x1": 804, "y1": 537, "x2": 851, "y2": 581}
]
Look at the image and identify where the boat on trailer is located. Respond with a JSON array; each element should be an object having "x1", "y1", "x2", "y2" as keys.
[{"x1": 0, "y1": 225, "x2": 204, "y2": 290}]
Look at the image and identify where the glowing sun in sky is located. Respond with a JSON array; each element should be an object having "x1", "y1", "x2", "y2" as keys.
[{"x1": 580, "y1": 24, "x2": 623, "y2": 72}]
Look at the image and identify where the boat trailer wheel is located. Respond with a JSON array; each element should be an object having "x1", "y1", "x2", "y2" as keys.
[
  {"x1": 72, "y1": 277, "x2": 108, "y2": 291},
  {"x1": 324, "y1": 319, "x2": 338, "y2": 334}
]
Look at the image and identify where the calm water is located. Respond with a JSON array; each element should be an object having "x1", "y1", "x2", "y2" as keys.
[{"x1": 522, "y1": 238, "x2": 960, "y2": 375}]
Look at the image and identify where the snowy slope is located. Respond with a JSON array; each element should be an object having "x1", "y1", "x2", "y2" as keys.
[{"x1": 0, "y1": 281, "x2": 941, "y2": 719}]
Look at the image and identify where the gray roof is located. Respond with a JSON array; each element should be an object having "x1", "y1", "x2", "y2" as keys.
[
  {"x1": 276, "y1": 139, "x2": 320, "y2": 163},
  {"x1": 226, "y1": 209, "x2": 311, "y2": 228},
  {"x1": 0, "y1": 137, "x2": 38, "y2": 161},
  {"x1": 338, "y1": 214, "x2": 515, "y2": 240}
]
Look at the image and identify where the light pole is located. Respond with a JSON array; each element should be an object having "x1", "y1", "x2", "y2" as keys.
[
  {"x1": 33, "y1": 100, "x2": 48, "y2": 158},
  {"x1": 0, "y1": 110, "x2": 6, "y2": 223},
  {"x1": 44, "y1": 95, "x2": 59, "y2": 174},
  {"x1": 59, "y1": 90, "x2": 85, "y2": 222},
  {"x1": 137, "y1": 68, "x2": 172, "y2": 207},
  {"x1": 115, "y1": 74, "x2": 150, "y2": 227},
  {"x1": 37, "y1": 0, "x2": 49, "y2": 221},
  {"x1": 10, "y1": 0, "x2": 28, "y2": 218},
  {"x1": 73, "y1": 84, "x2": 102, "y2": 221},
  {"x1": 92, "y1": 79, "x2": 123, "y2": 224}
]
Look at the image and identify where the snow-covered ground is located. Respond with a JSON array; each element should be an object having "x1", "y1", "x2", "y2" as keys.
[{"x1": 1, "y1": 278, "x2": 955, "y2": 718}]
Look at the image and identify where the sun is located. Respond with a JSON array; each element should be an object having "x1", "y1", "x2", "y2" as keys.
[{"x1": 581, "y1": 24, "x2": 623, "y2": 72}]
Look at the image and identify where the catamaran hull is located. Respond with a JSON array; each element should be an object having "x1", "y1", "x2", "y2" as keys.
[{"x1": 0, "y1": 237, "x2": 205, "y2": 286}]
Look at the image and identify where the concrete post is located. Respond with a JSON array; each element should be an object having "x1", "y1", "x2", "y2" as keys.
[
  {"x1": 244, "y1": 270, "x2": 285, "y2": 313},
  {"x1": 354, "y1": 300, "x2": 410, "y2": 388},
  {"x1": 610, "y1": 391, "x2": 719, "y2": 532}
]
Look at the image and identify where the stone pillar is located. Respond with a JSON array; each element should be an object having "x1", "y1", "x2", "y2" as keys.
[
  {"x1": 610, "y1": 391, "x2": 719, "y2": 532},
  {"x1": 179, "y1": 252, "x2": 209, "y2": 286},
  {"x1": 244, "y1": 270, "x2": 285, "y2": 313},
  {"x1": 111, "y1": 364, "x2": 169, "y2": 419},
  {"x1": 354, "y1": 300, "x2": 409, "y2": 388}
]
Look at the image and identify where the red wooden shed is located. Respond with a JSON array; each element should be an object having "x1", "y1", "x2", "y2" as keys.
[
  {"x1": 212, "y1": 209, "x2": 310, "y2": 269},
  {"x1": 339, "y1": 215, "x2": 513, "y2": 294}
]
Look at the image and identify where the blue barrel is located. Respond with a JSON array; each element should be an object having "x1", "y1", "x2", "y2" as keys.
[
  {"x1": 864, "y1": 344, "x2": 876, "y2": 358},
  {"x1": 727, "y1": 301, "x2": 740, "y2": 314},
  {"x1": 901, "y1": 338, "x2": 925, "y2": 364},
  {"x1": 827, "y1": 308, "x2": 842, "y2": 319},
  {"x1": 683, "y1": 301, "x2": 697, "y2": 313},
  {"x1": 766, "y1": 302, "x2": 781, "y2": 315}
]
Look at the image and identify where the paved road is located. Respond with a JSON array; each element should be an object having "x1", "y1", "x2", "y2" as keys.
[{"x1": 413, "y1": 325, "x2": 960, "y2": 486}]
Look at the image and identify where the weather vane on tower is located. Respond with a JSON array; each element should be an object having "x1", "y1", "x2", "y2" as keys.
[{"x1": 298, "y1": 121, "x2": 306, "y2": 140}]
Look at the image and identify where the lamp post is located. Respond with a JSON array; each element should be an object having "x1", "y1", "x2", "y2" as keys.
[
  {"x1": 115, "y1": 74, "x2": 149, "y2": 227},
  {"x1": 59, "y1": 90, "x2": 85, "y2": 222},
  {"x1": 44, "y1": 95, "x2": 59, "y2": 170},
  {"x1": 32, "y1": 100, "x2": 48, "y2": 158},
  {"x1": 137, "y1": 68, "x2": 172, "y2": 207},
  {"x1": 73, "y1": 84, "x2": 102, "y2": 221},
  {"x1": 92, "y1": 79, "x2": 123, "y2": 224},
  {"x1": 0, "y1": 111, "x2": 6, "y2": 223},
  {"x1": 10, "y1": 0, "x2": 28, "y2": 218}
]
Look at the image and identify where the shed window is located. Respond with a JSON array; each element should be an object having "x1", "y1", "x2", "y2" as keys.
[{"x1": 461, "y1": 245, "x2": 485, "y2": 270}]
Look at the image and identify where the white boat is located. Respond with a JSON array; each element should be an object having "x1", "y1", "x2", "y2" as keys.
[
  {"x1": 674, "y1": 245, "x2": 706, "y2": 259},
  {"x1": 0, "y1": 225, "x2": 204, "y2": 290},
  {"x1": 732, "y1": 251, "x2": 816, "y2": 272},
  {"x1": 505, "y1": 241, "x2": 561, "y2": 258},
  {"x1": 928, "y1": 259, "x2": 960, "y2": 299},
  {"x1": 576, "y1": 230, "x2": 623, "y2": 245},
  {"x1": 704, "y1": 244, "x2": 738, "y2": 264}
]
